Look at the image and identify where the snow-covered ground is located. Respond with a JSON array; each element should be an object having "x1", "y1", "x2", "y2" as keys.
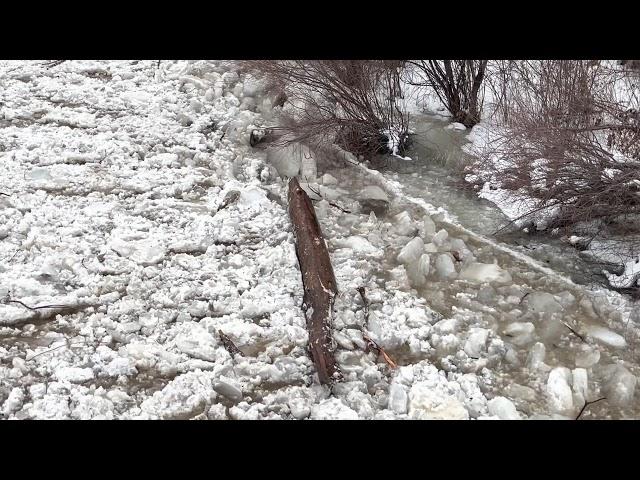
[{"x1": 1, "y1": 60, "x2": 638, "y2": 420}]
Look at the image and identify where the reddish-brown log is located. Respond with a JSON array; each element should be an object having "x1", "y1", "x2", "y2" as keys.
[{"x1": 288, "y1": 177, "x2": 341, "y2": 384}]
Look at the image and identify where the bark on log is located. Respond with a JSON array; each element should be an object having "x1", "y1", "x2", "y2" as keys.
[{"x1": 288, "y1": 177, "x2": 341, "y2": 385}]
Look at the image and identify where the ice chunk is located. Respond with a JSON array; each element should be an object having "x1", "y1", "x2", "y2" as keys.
[
  {"x1": 435, "y1": 254, "x2": 456, "y2": 279},
  {"x1": 450, "y1": 238, "x2": 473, "y2": 260},
  {"x1": 409, "y1": 383, "x2": 469, "y2": 420},
  {"x1": 394, "y1": 211, "x2": 417, "y2": 236},
  {"x1": 546, "y1": 367, "x2": 574, "y2": 415},
  {"x1": 397, "y1": 237, "x2": 424, "y2": 265},
  {"x1": 527, "y1": 342, "x2": 546, "y2": 370},
  {"x1": 556, "y1": 291, "x2": 576, "y2": 308},
  {"x1": 238, "y1": 187, "x2": 268, "y2": 207},
  {"x1": 487, "y1": 397, "x2": 520, "y2": 420},
  {"x1": 432, "y1": 229, "x2": 449, "y2": 246},
  {"x1": 424, "y1": 242, "x2": 438, "y2": 253},
  {"x1": 602, "y1": 365, "x2": 636, "y2": 407},
  {"x1": 476, "y1": 285, "x2": 497, "y2": 303},
  {"x1": 27, "y1": 168, "x2": 52, "y2": 181},
  {"x1": 574, "y1": 345, "x2": 600, "y2": 368},
  {"x1": 267, "y1": 145, "x2": 301, "y2": 178},
  {"x1": 539, "y1": 316, "x2": 566, "y2": 344},
  {"x1": 502, "y1": 322, "x2": 535, "y2": 346},
  {"x1": 300, "y1": 154, "x2": 317, "y2": 181},
  {"x1": 505, "y1": 384, "x2": 537, "y2": 402},
  {"x1": 342, "y1": 236, "x2": 380, "y2": 255},
  {"x1": 421, "y1": 215, "x2": 437, "y2": 238},
  {"x1": 464, "y1": 328, "x2": 489, "y2": 357},
  {"x1": 358, "y1": 186, "x2": 390, "y2": 216},
  {"x1": 213, "y1": 379, "x2": 243, "y2": 403},
  {"x1": 311, "y1": 398, "x2": 359, "y2": 420},
  {"x1": 288, "y1": 398, "x2": 311, "y2": 419},
  {"x1": 406, "y1": 263, "x2": 426, "y2": 287},
  {"x1": 459, "y1": 262, "x2": 512, "y2": 283},
  {"x1": 446, "y1": 122, "x2": 467, "y2": 131},
  {"x1": 131, "y1": 245, "x2": 166, "y2": 266},
  {"x1": 358, "y1": 185, "x2": 389, "y2": 202},
  {"x1": 2, "y1": 387, "x2": 25, "y2": 415},
  {"x1": 572, "y1": 368, "x2": 588, "y2": 406},
  {"x1": 55, "y1": 367, "x2": 95, "y2": 383},
  {"x1": 584, "y1": 325, "x2": 627, "y2": 349},
  {"x1": 524, "y1": 292, "x2": 563, "y2": 315},
  {"x1": 388, "y1": 383, "x2": 408, "y2": 415},
  {"x1": 418, "y1": 254, "x2": 430, "y2": 277},
  {"x1": 321, "y1": 173, "x2": 338, "y2": 185}
]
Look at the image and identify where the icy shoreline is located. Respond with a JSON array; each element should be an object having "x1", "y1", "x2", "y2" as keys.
[{"x1": 1, "y1": 61, "x2": 638, "y2": 420}]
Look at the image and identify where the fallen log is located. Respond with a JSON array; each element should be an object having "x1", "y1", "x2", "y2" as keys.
[{"x1": 288, "y1": 177, "x2": 341, "y2": 385}]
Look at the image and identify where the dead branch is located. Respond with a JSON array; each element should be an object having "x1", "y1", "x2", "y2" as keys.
[
  {"x1": 307, "y1": 183, "x2": 352, "y2": 214},
  {"x1": 5, "y1": 299, "x2": 69, "y2": 311},
  {"x1": 561, "y1": 321, "x2": 587, "y2": 343},
  {"x1": 357, "y1": 286, "x2": 370, "y2": 326},
  {"x1": 242, "y1": 60, "x2": 409, "y2": 159},
  {"x1": 576, "y1": 397, "x2": 607, "y2": 420}
]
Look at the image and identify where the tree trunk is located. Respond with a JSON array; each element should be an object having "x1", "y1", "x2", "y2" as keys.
[{"x1": 288, "y1": 177, "x2": 341, "y2": 385}]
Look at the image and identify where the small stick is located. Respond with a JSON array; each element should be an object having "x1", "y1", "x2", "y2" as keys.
[
  {"x1": 218, "y1": 330, "x2": 244, "y2": 358},
  {"x1": 6, "y1": 299, "x2": 69, "y2": 311},
  {"x1": 575, "y1": 397, "x2": 606, "y2": 420},
  {"x1": 561, "y1": 321, "x2": 587, "y2": 343},
  {"x1": 307, "y1": 184, "x2": 352, "y2": 214},
  {"x1": 362, "y1": 332, "x2": 397, "y2": 369},
  {"x1": 357, "y1": 287, "x2": 370, "y2": 327}
]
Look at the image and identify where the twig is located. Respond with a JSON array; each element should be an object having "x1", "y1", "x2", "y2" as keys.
[
  {"x1": 307, "y1": 184, "x2": 351, "y2": 214},
  {"x1": 6, "y1": 299, "x2": 69, "y2": 311},
  {"x1": 362, "y1": 332, "x2": 397, "y2": 369},
  {"x1": 357, "y1": 286, "x2": 370, "y2": 327},
  {"x1": 0, "y1": 192, "x2": 9, "y2": 196},
  {"x1": 45, "y1": 60, "x2": 66, "y2": 69},
  {"x1": 575, "y1": 397, "x2": 606, "y2": 420},
  {"x1": 355, "y1": 287, "x2": 396, "y2": 369},
  {"x1": 1, "y1": 339, "x2": 111, "y2": 364},
  {"x1": 518, "y1": 291, "x2": 532, "y2": 305},
  {"x1": 218, "y1": 330, "x2": 244, "y2": 358},
  {"x1": 561, "y1": 321, "x2": 587, "y2": 343}
]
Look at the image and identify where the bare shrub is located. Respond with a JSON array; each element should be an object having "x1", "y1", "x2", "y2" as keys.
[
  {"x1": 405, "y1": 60, "x2": 488, "y2": 127},
  {"x1": 473, "y1": 60, "x2": 640, "y2": 238},
  {"x1": 241, "y1": 60, "x2": 409, "y2": 159}
]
